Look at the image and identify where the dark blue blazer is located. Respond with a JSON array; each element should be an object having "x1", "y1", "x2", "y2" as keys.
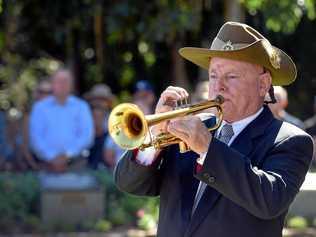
[{"x1": 114, "y1": 106, "x2": 314, "y2": 237}]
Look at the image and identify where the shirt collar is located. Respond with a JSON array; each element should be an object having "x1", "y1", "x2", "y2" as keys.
[
  {"x1": 52, "y1": 95, "x2": 72, "y2": 105},
  {"x1": 218, "y1": 107, "x2": 264, "y2": 139}
]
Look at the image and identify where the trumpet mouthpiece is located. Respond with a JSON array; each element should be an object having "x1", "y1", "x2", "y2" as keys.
[{"x1": 215, "y1": 95, "x2": 225, "y2": 104}]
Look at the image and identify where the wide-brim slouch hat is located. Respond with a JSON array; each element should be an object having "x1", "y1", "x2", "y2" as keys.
[{"x1": 179, "y1": 21, "x2": 297, "y2": 86}]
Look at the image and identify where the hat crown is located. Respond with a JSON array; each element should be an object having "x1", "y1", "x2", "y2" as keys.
[
  {"x1": 86, "y1": 84, "x2": 114, "y2": 99},
  {"x1": 93, "y1": 84, "x2": 111, "y2": 94},
  {"x1": 135, "y1": 80, "x2": 153, "y2": 92},
  {"x1": 211, "y1": 22, "x2": 266, "y2": 51}
]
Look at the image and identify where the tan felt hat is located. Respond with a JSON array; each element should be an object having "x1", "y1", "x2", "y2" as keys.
[{"x1": 179, "y1": 21, "x2": 297, "y2": 86}]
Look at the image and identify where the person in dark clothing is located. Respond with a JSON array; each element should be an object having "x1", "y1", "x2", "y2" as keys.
[
  {"x1": 87, "y1": 106, "x2": 109, "y2": 169},
  {"x1": 114, "y1": 22, "x2": 314, "y2": 237}
]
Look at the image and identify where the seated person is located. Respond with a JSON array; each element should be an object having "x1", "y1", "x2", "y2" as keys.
[{"x1": 29, "y1": 68, "x2": 94, "y2": 172}]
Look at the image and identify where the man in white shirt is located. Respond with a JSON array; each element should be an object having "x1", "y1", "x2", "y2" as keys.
[
  {"x1": 114, "y1": 22, "x2": 314, "y2": 237},
  {"x1": 29, "y1": 68, "x2": 94, "y2": 172}
]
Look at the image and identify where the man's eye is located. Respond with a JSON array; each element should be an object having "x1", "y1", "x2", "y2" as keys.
[
  {"x1": 210, "y1": 74, "x2": 217, "y2": 80},
  {"x1": 227, "y1": 75, "x2": 238, "y2": 79}
]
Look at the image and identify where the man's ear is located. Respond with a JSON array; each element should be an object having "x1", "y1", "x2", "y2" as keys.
[{"x1": 258, "y1": 71, "x2": 272, "y2": 97}]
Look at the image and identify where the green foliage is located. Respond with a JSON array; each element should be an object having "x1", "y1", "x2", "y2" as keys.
[
  {"x1": 136, "y1": 198, "x2": 159, "y2": 231},
  {"x1": 23, "y1": 215, "x2": 41, "y2": 232},
  {"x1": 0, "y1": 172, "x2": 40, "y2": 232},
  {"x1": 1, "y1": 0, "x2": 315, "y2": 117},
  {"x1": 48, "y1": 221, "x2": 76, "y2": 233},
  {"x1": 137, "y1": 213, "x2": 157, "y2": 231},
  {"x1": 241, "y1": 0, "x2": 316, "y2": 33},
  {"x1": 84, "y1": 64, "x2": 103, "y2": 87},
  {"x1": 93, "y1": 170, "x2": 159, "y2": 227},
  {"x1": 0, "y1": 170, "x2": 160, "y2": 233},
  {"x1": 0, "y1": 54, "x2": 62, "y2": 110},
  {"x1": 106, "y1": 0, "x2": 202, "y2": 43},
  {"x1": 94, "y1": 219, "x2": 112, "y2": 232},
  {"x1": 287, "y1": 216, "x2": 309, "y2": 229},
  {"x1": 121, "y1": 65, "x2": 136, "y2": 86},
  {"x1": 103, "y1": 0, "x2": 203, "y2": 89},
  {"x1": 0, "y1": 0, "x2": 314, "y2": 127},
  {"x1": 305, "y1": 0, "x2": 316, "y2": 19}
]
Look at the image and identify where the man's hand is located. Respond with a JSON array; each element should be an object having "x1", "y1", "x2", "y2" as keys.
[
  {"x1": 49, "y1": 154, "x2": 68, "y2": 173},
  {"x1": 167, "y1": 115, "x2": 212, "y2": 154},
  {"x1": 151, "y1": 86, "x2": 189, "y2": 137}
]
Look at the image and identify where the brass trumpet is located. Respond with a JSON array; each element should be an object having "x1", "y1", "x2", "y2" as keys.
[{"x1": 108, "y1": 95, "x2": 224, "y2": 153}]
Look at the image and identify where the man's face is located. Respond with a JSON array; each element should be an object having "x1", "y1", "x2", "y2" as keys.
[
  {"x1": 52, "y1": 71, "x2": 73, "y2": 98},
  {"x1": 208, "y1": 57, "x2": 271, "y2": 122}
]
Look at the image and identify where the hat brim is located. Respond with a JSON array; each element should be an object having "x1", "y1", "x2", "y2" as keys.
[{"x1": 179, "y1": 40, "x2": 297, "y2": 86}]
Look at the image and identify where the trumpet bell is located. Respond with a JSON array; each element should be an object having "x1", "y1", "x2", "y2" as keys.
[{"x1": 108, "y1": 103, "x2": 148, "y2": 149}]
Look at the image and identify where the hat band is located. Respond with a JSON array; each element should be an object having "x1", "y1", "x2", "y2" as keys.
[{"x1": 210, "y1": 37, "x2": 249, "y2": 51}]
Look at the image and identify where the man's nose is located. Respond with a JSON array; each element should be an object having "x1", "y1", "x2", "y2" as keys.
[{"x1": 214, "y1": 77, "x2": 226, "y2": 93}]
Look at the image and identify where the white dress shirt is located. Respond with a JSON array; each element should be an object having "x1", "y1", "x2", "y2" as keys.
[{"x1": 29, "y1": 95, "x2": 94, "y2": 161}]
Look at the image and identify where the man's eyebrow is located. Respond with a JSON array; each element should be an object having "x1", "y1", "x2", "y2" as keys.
[{"x1": 209, "y1": 68, "x2": 240, "y2": 74}]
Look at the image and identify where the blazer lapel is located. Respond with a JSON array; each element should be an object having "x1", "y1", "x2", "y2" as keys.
[
  {"x1": 231, "y1": 106, "x2": 274, "y2": 155},
  {"x1": 179, "y1": 150, "x2": 200, "y2": 226},
  {"x1": 185, "y1": 186, "x2": 221, "y2": 237},
  {"x1": 179, "y1": 117, "x2": 218, "y2": 234},
  {"x1": 230, "y1": 127, "x2": 254, "y2": 156}
]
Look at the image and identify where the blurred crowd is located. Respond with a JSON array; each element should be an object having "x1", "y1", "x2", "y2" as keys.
[
  {"x1": 0, "y1": 67, "x2": 315, "y2": 173},
  {"x1": 0, "y1": 68, "x2": 156, "y2": 173}
]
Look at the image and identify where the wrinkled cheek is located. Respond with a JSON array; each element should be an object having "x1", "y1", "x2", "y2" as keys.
[
  {"x1": 224, "y1": 100, "x2": 242, "y2": 120},
  {"x1": 222, "y1": 101, "x2": 233, "y2": 116},
  {"x1": 208, "y1": 83, "x2": 217, "y2": 99}
]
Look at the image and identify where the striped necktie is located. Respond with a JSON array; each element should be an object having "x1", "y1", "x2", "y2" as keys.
[{"x1": 191, "y1": 124, "x2": 234, "y2": 214}]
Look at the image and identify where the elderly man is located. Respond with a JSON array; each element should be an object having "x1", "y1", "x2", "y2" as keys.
[
  {"x1": 29, "y1": 68, "x2": 94, "y2": 172},
  {"x1": 114, "y1": 22, "x2": 314, "y2": 237}
]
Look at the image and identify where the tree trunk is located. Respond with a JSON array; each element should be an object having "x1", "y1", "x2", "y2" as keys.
[
  {"x1": 3, "y1": 0, "x2": 20, "y2": 53},
  {"x1": 171, "y1": 41, "x2": 190, "y2": 90},
  {"x1": 224, "y1": 0, "x2": 245, "y2": 22},
  {"x1": 65, "y1": 18, "x2": 82, "y2": 94},
  {"x1": 94, "y1": 0, "x2": 104, "y2": 83}
]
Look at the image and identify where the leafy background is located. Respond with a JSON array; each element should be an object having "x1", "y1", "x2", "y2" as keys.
[{"x1": 0, "y1": 0, "x2": 315, "y2": 118}]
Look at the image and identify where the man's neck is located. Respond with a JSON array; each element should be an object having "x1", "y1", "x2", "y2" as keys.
[
  {"x1": 277, "y1": 110, "x2": 286, "y2": 119},
  {"x1": 226, "y1": 106, "x2": 264, "y2": 124},
  {"x1": 55, "y1": 95, "x2": 69, "y2": 105}
]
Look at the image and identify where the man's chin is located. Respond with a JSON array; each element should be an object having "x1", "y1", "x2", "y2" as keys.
[
  {"x1": 222, "y1": 102, "x2": 230, "y2": 112},
  {"x1": 222, "y1": 105, "x2": 235, "y2": 122}
]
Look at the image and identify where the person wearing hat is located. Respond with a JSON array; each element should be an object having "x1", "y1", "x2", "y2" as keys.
[
  {"x1": 84, "y1": 84, "x2": 118, "y2": 170},
  {"x1": 114, "y1": 22, "x2": 314, "y2": 237},
  {"x1": 84, "y1": 83, "x2": 115, "y2": 134},
  {"x1": 84, "y1": 84, "x2": 115, "y2": 111},
  {"x1": 132, "y1": 80, "x2": 156, "y2": 115}
]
